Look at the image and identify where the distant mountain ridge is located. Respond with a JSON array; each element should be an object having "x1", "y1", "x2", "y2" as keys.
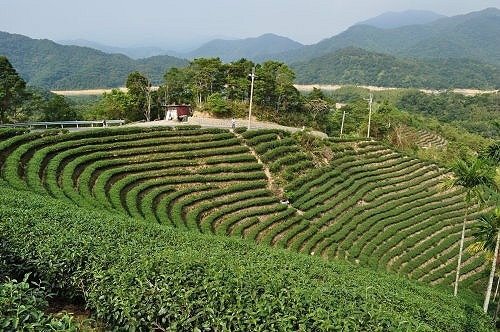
[
  {"x1": 355, "y1": 10, "x2": 446, "y2": 29},
  {"x1": 0, "y1": 8, "x2": 499, "y2": 90},
  {"x1": 264, "y1": 8, "x2": 500, "y2": 66},
  {"x1": 186, "y1": 33, "x2": 303, "y2": 62},
  {"x1": 58, "y1": 39, "x2": 179, "y2": 59},
  {"x1": 0, "y1": 31, "x2": 188, "y2": 89}
]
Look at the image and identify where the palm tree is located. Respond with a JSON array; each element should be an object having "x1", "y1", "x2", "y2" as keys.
[
  {"x1": 472, "y1": 208, "x2": 500, "y2": 313},
  {"x1": 446, "y1": 158, "x2": 494, "y2": 297}
]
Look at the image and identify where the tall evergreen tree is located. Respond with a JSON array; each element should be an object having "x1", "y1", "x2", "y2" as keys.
[
  {"x1": 0, "y1": 56, "x2": 26, "y2": 123},
  {"x1": 126, "y1": 72, "x2": 152, "y2": 121}
]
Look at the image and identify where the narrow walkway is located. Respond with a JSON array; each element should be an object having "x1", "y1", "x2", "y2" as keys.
[{"x1": 234, "y1": 131, "x2": 277, "y2": 195}]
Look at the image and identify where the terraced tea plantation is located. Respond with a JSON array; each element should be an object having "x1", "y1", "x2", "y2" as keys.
[
  {"x1": 0, "y1": 126, "x2": 485, "y2": 290},
  {"x1": 415, "y1": 129, "x2": 448, "y2": 148}
]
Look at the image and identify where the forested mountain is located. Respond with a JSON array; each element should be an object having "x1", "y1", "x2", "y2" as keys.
[
  {"x1": 1, "y1": 8, "x2": 499, "y2": 90},
  {"x1": 0, "y1": 31, "x2": 188, "y2": 89},
  {"x1": 186, "y1": 33, "x2": 303, "y2": 62},
  {"x1": 266, "y1": 8, "x2": 500, "y2": 66},
  {"x1": 355, "y1": 10, "x2": 446, "y2": 29},
  {"x1": 292, "y1": 47, "x2": 500, "y2": 89}
]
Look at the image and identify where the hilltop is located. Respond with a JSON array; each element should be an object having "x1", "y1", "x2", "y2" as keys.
[
  {"x1": 268, "y1": 8, "x2": 500, "y2": 66},
  {"x1": 355, "y1": 10, "x2": 446, "y2": 29},
  {"x1": 186, "y1": 33, "x2": 303, "y2": 62}
]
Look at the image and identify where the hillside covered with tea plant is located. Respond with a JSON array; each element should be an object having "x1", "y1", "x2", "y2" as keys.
[{"x1": 0, "y1": 125, "x2": 493, "y2": 330}]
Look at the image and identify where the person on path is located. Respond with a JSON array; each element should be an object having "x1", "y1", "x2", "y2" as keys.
[{"x1": 231, "y1": 118, "x2": 236, "y2": 131}]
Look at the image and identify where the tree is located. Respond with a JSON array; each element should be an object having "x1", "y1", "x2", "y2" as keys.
[
  {"x1": 188, "y1": 58, "x2": 224, "y2": 104},
  {"x1": 473, "y1": 208, "x2": 500, "y2": 313},
  {"x1": 445, "y1": 158, "x2": 495, "y2": 296},
  {"x1": 206, "y1": 93, "x2": 230, "y2": 117},
  {"x1": 42, "y1": 94, "x2": 77, "y2": 121},
  {"x1": 126, "y1": 72, "x2": 153, "y2": 121},
  {"x1": 308, "y1": 87, "x2": 326, "y2": 100},
  {"x1": 225, "y1": 58, "x2": 254, "y2": 101},
  {"x1": 0, "y1": 56, "x2": 26, "y2": 123},
  {"x1": 90, "y1": 89, "x2": 135, "y2": 121},
  {"x1": 255, "y1": 61, "x2": 298, "y2": 112},
  {"x1": 162, "y1": 67, "x2": 193, "y2": 104},
  {"x1": 305, "y1": 99, "x2": 330, "y2": 121}
]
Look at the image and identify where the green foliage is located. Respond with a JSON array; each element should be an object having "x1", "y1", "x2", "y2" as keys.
[
  {"x1": 293, "y1": 47, "x2": 500, "y2": 89},
  {"x1": 255, "y1": 61, "x2": 301, "y2": 112},
  {"x1": 0, "y1": 128, "x2": 29, "y2": 140},
  {"x1": 40, "y1": 94, "x2": 77, "y2": 121},
  {"x1": 0, "y1": 56, "x2": 27, "y2": 123},
  {"x1": 162, "y1": 67, "x2": 193, "y2": 104},
  {"x1": 0, "y1": 126, "x2": 495, "y2": 329},
  {"x1": 225, "y1": 58, "x2": 254, "y2": 100},
  {"x1": 480, "y1": 142, "x2": 500, "y2": 166},
  {"x1": 206, "y1": 93, "x2": 230, "y2": 117},
  {"x1": 0, "y1": 276, "x2": 78, "y2": 331},
  {"x1": 188, "y1": 57, "x2": 225, "y2": 103},
  {"x1": 86, "y1": 89, "x2": 135, "y2": 121},
  {"x1": 320, "y1": 86, "x2": 496, "y2": 165},
  {"x1": 396, "y1": 90, "x2": 500, "y2": 139},
  {"x1": 126, "y1": 71, "x2": 153, "y2": 121},
  {"x1": 0, "y1": 185, "x2": 494, "y2": 331},
  {"x1": 448, "y1": 158, "x2": 496, "y2": 203},
  {"x1": 472, "y1": 209, "x2": 500, "y2": 253},
  {"x1": 161, "y1": 59, "x2": 302, "y2": 117},
  {"x1": 0, "y1": 31, "x2": 188, "y2": 89}
]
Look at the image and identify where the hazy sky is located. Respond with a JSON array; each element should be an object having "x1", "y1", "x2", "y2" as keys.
[{"x1": 0, "y1": 0, "x2": 498, "y2": 50}]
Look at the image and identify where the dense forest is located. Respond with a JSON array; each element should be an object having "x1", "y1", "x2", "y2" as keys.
[
  {"x1": 0, "y1": 31, "x2": 187, "y2": 89},
  {"x1": 292, "y1": 47, "x2": 500, "y2": 89}
]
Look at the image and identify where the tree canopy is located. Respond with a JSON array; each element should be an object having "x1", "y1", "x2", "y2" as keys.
[{"x1": 0, "y1": 56, "x2": 26, "y2": 123}]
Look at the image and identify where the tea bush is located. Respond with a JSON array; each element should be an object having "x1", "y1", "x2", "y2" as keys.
[{"x1": 0, "y1": 185, "x2": 493, "y2": 331}]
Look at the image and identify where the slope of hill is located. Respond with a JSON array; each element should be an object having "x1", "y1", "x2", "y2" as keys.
[
  {"x1": 0, "y1": 125, "x2": 494, "y2": 330},
  {"x1": 0, "y1": 126, "x2": 487, "y2": 296},
  {"x1": 355, "y1": 10, "x2": 446, "y2": 29},
  {"x1": 58, "y1": 38, "x2": 175, "y2": 59},
  {"x1": 269, "y1": 8, "x2": 500, "y2": 66},
  {"x1": 0, "y1": 182, "x2": 492, "y2": 331},
  {"x1": 292, "y1": 47, "x2": 500, "y2": 89},
  {"x1": 186, "y1": 33, "x2": 303, "y2": 62},
  {"x1": 0, "y1": 31, "x2": 188, "y2": 89}
]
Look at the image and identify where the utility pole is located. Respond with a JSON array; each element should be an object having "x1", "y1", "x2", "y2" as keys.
[
  {"x1": 364, "y1": 93, "x2": 373, "y2": 138},
  {"x1": 340, "y1": 109, "x2": 346, "y2": 138},
  {"x1": 248, "y1": 67, "x2": 256, "y2": 130}
]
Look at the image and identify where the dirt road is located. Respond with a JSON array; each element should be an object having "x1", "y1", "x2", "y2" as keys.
[{"x1": 128, "y1": 116, "x2": 328, "y2": 138}]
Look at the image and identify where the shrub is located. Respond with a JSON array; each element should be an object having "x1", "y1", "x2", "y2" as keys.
[
  {"x1": 0, "y1": 185, "x2": 493, "y2": 331},
  {"x1": 0, "y1": 276, "x2": 78, "y2": 331}
]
